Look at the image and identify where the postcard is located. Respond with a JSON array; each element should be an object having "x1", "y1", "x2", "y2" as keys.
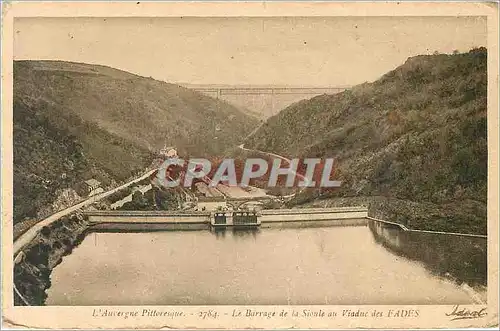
[{"x1": 1, "y1": 1, "x2": 498, "y2": 329}]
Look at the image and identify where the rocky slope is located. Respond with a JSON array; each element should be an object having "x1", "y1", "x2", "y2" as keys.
[{"x1": 14, "y1": 214, "x2": 89, "y2": 305}]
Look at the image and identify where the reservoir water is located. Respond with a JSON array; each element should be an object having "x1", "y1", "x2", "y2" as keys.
[{"x1": 45, "y1": 224, "x2": 486, "y2": 305}]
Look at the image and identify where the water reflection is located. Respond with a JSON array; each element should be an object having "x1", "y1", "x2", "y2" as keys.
[
  {"x1": 46, "y1": 225, "x2": 484, "y2": 305},
  {"x1": 212, "y1": 227, "x2": 260, "y2": 240},
  {"x1": 212, "y1": 227, "x2": 226, "y2": 239},
  {"x1": 368, "y1": 221, "x2": 487, "y2": 287},
  {"x1": 231, "y1": 228, "x2": 260, "y2": 239}
]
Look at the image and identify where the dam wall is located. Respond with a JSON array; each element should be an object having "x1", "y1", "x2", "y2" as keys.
[
  {"x1": 84, "y1": 207, "x2": 369, "y2": 230},
  {"x1": 86, "y1": 211, "x2": 211, "y2": 224}
]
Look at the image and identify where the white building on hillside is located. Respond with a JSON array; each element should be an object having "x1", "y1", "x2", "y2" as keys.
[
  {"x1": 160, "y1": 145, "x2": 178, "y2": 158},
  {"x1": 84, "y1": 178, "x2": 103, "y2": 196}
]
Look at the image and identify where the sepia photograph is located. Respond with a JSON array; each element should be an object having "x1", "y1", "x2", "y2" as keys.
[{"x1": 1, "y1": 1, "x2": 498, "y2": 329}]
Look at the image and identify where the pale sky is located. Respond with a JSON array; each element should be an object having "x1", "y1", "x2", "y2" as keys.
[{"x1": 14, "y1": 17, "x2": 486, "y2": 86}]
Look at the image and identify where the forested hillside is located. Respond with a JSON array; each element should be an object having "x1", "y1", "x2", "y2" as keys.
[
  {"x1": 245, "y1": 48, "x2": 487, "y2": 234},
  {"x1": 14, "y1": 61, "x2": 258, "y2": 223}
]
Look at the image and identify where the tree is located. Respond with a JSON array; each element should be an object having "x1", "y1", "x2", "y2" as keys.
[{"x1": 156, "y1": 189, "x2": 178, "y2": 210}]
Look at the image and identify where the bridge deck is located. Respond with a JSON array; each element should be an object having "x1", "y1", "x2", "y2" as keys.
[{"x1": 185, "y1": 85, "x2": 351, "y2": 96}]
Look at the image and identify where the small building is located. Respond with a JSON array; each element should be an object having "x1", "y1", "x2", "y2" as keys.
[
  {"x1": 84, "y1": 179, "x2": 101, "y2": 193},
  {"x1": 160, "y1": 145, "x2": 178, "y2": 158}
]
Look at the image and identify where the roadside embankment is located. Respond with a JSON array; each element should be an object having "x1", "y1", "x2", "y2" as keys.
[{"x1": 14, "y1": 214, "x2": 90, "y2": 306}]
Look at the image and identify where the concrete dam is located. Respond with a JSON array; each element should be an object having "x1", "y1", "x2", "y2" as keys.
[{"x1": 85, "y1": 206, "x2": 369, "y2": 231}]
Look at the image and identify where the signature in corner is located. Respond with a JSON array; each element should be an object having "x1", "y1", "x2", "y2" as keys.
[{"x1": 445, "y1": 305, "x2": 487, "y2": 321}]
